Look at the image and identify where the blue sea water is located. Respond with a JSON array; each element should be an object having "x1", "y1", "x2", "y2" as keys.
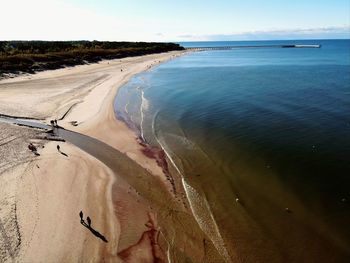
[{"x1": 115, "y1": 39, "x2": 350, "y2": 261}]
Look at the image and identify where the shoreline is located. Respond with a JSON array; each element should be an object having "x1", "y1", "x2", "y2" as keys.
[
  {"x1": 0, "y1": 51, "x2": 216, "y2": 262},
  {"x1": 3, "y1": 44, "x2": 347, "y2": 262},
  {"x1": 56, "y1": 49, "x2": 231, "y2": 262},
  {"x1": 4, "y1": 45, "x2": 346, "y2": 262},
  {"x1": 66, "y1": 51, "x2": 187, "y2": 194}
]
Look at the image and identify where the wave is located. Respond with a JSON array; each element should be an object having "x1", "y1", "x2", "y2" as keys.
[
  {"x1": 182, "y1": 178, "x2": 232, "y2": 263},
  {"x1": 151, "y1": 111, "x2": 183, "y2": 175},
  {"x1": 152, "y1": 112, "x2": 231, "y2": 262},
  {"x1": 140, "y1": 89, "x2": 150, "y2": 142}
]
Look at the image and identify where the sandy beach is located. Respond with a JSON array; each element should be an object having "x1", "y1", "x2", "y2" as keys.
[{"x1": 0, "y1": 51, "x2": 222, "y2": 263}]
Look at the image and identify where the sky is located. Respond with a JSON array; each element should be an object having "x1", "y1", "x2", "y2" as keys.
[{"x1": 0, "y1": 0, "x2": 349, "y2": 41}]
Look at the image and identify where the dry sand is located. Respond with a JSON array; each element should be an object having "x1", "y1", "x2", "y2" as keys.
[{"x1": 0, "y1": 51, "x2": 214, "y2": 263}]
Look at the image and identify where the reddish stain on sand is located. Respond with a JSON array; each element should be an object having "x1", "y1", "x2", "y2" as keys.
[
  {"x1": 118, "y1": 213, "x2": 166, "y2": 263},
  {"x1": 138, "y1": 138, "x2": 176, "y2": 194},
  {"x1": 140, "y1": 142, "x2": 169, "y2": 175}
]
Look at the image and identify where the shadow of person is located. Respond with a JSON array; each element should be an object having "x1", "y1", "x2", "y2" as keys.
[
  {"x1": 79, "y1": 214, "x2": 108, "y2": 243},
  {"x1": 88, "y1": 227, "x2": 108, "y2": 243},
  {"x1": 60, "y1": 151, "x2": 68, "y2": 157},
  {"x1": 81, "y1": 220, "x2": 88, "y2": 228}
]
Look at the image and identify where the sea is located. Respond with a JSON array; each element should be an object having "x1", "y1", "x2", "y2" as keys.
[{"x1": 114, "y1": 39, "x2": 350, "y2": 262}]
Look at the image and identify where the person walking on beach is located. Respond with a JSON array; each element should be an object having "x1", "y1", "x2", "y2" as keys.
[
  {"x1": 57, "y1": 145, "x2": 60, "y2": 151},
  {"x1": 87, "y1": 216, "x2": 91, "y2": 228},
  {"x1": 79, "y1": 211, "x2": 84, "y2": 224}
]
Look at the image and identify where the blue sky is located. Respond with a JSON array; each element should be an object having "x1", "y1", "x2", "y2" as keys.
[{"x1": 0, "y1": 0, "x2": 349, "y2": 41}]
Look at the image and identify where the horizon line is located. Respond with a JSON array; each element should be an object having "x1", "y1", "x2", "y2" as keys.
[
  {"x1": 176, "y1": 38, "x2": 350, "y2": 43},
  {"x1": 1, "y1": 38, "x2": 349, "y2": 43}
]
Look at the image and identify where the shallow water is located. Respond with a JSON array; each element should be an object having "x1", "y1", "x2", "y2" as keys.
[{"x1": 115, "y1": 39, "x2": 350, "y2": 262}]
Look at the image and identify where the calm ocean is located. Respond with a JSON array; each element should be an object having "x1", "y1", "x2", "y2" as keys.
[{"x1": 115, "y1": 39, "x2": 350, "y2": 261}]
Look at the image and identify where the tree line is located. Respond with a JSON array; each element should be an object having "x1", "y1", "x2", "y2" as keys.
[{"x1": 0, "y1": 41, "x2": 184, "y2": 76}]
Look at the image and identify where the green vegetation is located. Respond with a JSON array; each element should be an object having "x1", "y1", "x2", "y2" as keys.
[{"x1": 0, "y1": 41, "x2": 184, "y2": 76}]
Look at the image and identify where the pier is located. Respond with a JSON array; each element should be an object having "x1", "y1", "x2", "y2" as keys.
[{"x1": 186, "y1": 44, "x2": 321, "y2": 51}]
